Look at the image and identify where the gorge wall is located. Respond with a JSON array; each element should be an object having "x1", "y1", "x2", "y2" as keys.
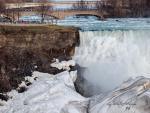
[{"x1": 0, "y1": 24, "x2": 79, "y2": 93}]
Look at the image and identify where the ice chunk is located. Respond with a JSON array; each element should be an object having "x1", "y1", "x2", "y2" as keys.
[
  {"x1": 89, "y1": 77, "x2": 150, "y2": 113},
  {"x1": 0, "y1": 71, "x2": 88, "y2": 113},
  {"x1": 51, "y1": 59, "x2": 76, "y2": 71}
]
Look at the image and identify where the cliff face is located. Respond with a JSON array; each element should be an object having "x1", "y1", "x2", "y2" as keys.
[{"x1": 0, "y1": 25, "x2": 79, "y2": 93}]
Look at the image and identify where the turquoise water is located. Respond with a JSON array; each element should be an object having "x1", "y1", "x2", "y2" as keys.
[
  {"x1": 20, "y1": 15, "x2": 150, "y2": 31},
  {"x1": 20, "y1": 15, "x2": 150, "y2": 30},
  {"x1": 57, "y1": 18, "x2": 150, "y2": 31}
]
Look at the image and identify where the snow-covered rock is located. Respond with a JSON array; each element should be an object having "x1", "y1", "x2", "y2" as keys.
[
  {"x1": 89, "y1": 77, "x2": 150, "y2": 113},
  {"x1": 0, "y1": 71, "x2": 88, "y2": 113},
  {"x1": 51, "y1": 59, "x2": 76, "y2": 71},
  {"x1": 1, "y1": 69, "x2": 150, "y2": 113}
]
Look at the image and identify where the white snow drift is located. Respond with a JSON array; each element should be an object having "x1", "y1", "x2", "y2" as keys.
[
  {"x1": 51, "y1": 59, "x2": 76, "y2": 71},
  {"x1": 0, "y1": 70, "x2": 150, "y2": 113},
  {"x1": 0, "y1": 71, "x2": 88, "y2": 113},
  {"x1": 89, "y1": 76, "x2": 150, "y2": 113}
]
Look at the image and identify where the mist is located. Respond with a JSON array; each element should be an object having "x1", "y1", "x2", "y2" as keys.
[{"x1": 74, "y1": 30, "x2": 150, "y2": 96}]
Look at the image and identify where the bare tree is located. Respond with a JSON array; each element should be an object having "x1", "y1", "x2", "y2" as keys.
[
  {"x1": 105, "y1": 0, "x2": 121, "y2": 17},
  {"x1": 72, "y1": 0, "x2": 89, "y2": 10},
  {"x1": 37, "y1": 0, "x2": 52, "y2": 23},
  {"x1": 6, "y1": 0, "x2": 34, "y2": 22},
  {"x1": 5, "y1": 0, "x2": 24, "y2": 21},
  {"x1": 129, "y1": 0, "x2": 147, "y2": 17},
  {"x1": 0, "y1": 0, "x2": 6, "y2": 15},
  {"x1": 15, "y1": 2, "x2": 23, "y2": 21},
  {"x1": 100, "y1": 0, "x2": 149, "y2": 17},
  {"x1": 95, "y1": 1, "x2": 107, "y2": 19},
  {"x1": 22, "y1": 0, "x2": 34, "y2": 2},
  {"x1": 0, "y1": 0, "x2": 14, "y2": 22}
]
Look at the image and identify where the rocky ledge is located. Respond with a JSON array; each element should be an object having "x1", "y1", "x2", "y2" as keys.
[{"x1": 0, "y1": 24, "x2": 79, "y2": 93}]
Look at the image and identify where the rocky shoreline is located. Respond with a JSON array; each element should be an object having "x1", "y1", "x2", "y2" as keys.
[{"x1": 0, "y1": 24, "x2": 80, "y2": 94}]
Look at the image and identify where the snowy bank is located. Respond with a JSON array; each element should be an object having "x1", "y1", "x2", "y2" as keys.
[
  {"x1": 0, "y1": 71, "x2": 88, "y2": 113},
  {"x1": 89, "y1": 77, "x2": 150, "y2": 113},
  {"x1": 51, "y1": 59, "x2": 76, "y2": 71},
  {"x1": 0, "y1": 70, "x2": 150, "y2": 113}
]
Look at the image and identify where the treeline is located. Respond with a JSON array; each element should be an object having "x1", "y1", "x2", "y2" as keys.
[
  {"x1": 0, "y1": 0, "x2": 34, "y2": 22},
  {"x1": 72, "y1": 0, "x2": 89, "y2": 10},
  {"x1": 0, "y1": 0, "x2": 51, "y2": 23},
  {"x1": 97, "y1": 0, "x2": 150, "y2": 17},
  {"x1": 0, "y1": 0, "x2": 34, "y2": 13},
  {"x1": 72, "y1": 0, "x2": 150, "y2": 17},
  {"x1": 0, "y1": 0, "x2": 34, "y2": 3},
  {"x1": 0, "y1": 0, "x2": 150, "y2": 19}
]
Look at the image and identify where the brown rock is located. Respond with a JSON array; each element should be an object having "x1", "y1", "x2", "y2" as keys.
[{"x1": 0, "y1": 24, "x2": 79, "y2": 93}]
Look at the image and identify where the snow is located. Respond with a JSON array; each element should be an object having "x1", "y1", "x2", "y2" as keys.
[
  {"x1": 0, "y1": 71, "x2": 88, "y2": 113},
  {"x1": 51, "y1": 59, "x2": 76, "y2": 71},
  {"x1": 89, "y1": 77, "x2": 150, "y2": 113},
  {"x1": 0, "y1": 70, "x2": 150, "y2": 113}
]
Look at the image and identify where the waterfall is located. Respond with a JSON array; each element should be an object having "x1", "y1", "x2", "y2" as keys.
[{"x1": 73, "y1": 30, "x2": 150, "y2": 96}]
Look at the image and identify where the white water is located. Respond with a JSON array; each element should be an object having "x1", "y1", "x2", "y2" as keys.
[{"x1": 73, "y1": 30, "x2": 150, "y2": 96}]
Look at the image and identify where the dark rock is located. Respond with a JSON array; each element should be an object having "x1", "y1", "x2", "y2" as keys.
[
  {"x1": 17, "y1": 87, "x2": 27, "y2": 93},
  {"x1": 34, "y1": 77, "x2": 38, "y2": 81},
  {"x1": 0, "y1": 94, "x2": 9, "y2": 101},
  {"x1": 25, "y1": 80, "x2": 32, "y2": 86},
  {"x1": 74, "y1": 64, "x2": 87, "y2": 96}
]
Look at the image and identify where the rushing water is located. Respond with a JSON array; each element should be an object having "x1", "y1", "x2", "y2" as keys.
[
  {"x1": 74, "y1": 30, "x2": 150, "y2": 96},
  {"x1": 58, "y1": 17, "x2": 150, "y2": 96},
  {"x1": 58, "y1": 17, "x2": 150, "y2": 30}
]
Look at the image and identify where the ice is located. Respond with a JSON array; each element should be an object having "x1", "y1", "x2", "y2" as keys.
[
  {"x1": 0, "y1": 71, "x2": 150, "y2": 113},
  {"x1": 51, "y1": 59, "x2": 76, "y2": 71},
  {"x1": 89, "y1": 77, "x2": 150, "y2": 113},
  {"x1": 0, "y1": 71, "x2": 88, "y2": 113}
]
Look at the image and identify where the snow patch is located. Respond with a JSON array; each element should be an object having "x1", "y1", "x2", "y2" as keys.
[
  {"x1": 89, "y1": 77, "x2": 150, "y2": 113},
  {"x1": 1, "y1": 68, "x2": 150, "y2": 113},
  {"x1": 0, "y1": 71, "x2": 88, "y2": 113},
  {"x1": 51, "y1": 59, "x2": 76, "y2": 71}
]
